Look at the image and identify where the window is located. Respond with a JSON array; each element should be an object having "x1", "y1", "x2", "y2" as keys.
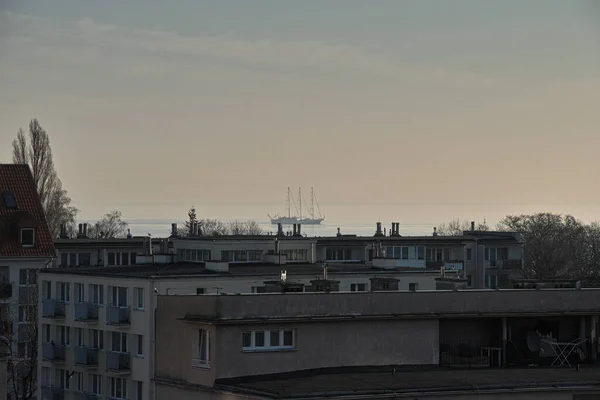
[
  {"x1": 196, "y1": 288, "x2": 205, "y2": 295},
  {"x1": 75, "y1": 283, "x2": 84, "y2": 303},
  {"x1": 111, "y1": 331, "x2": 127, "y2": 353},
  {"x1": 18, "y1": 305, "x2": 35, "y2": 322},
  {"x1": 91, "y1": 329, "x2": 104, "y2": 349},
  {"x1": 108, "y1": 252, "x2": 116, "y2": 266},
  {"x1": 122, "y1": 252, "x2": 130, "y2": 265},
  {"x1": 72, "y1": 371, "x2": 83, "y2": 392},
  {"x1": 69, "y1": 253, "x2": 77, "y2": 266},
  {"x1": 58, "y1": 282, "x2": 70, "y2": 302},
  {"x1": 242, "y1": 329, "x2": 295, "y2": 351},
  {"x1": 19, "y1": 269, "x2": 36, "y2": 285},
  {"x1": 75, "y1": 327, "x2": 84, "y2": 347},
  {"x1": 466, "y1": 248, "x2": 472, "y2": 261},
  {"x1": 2, "y1": 192, "x2": 16, "y2": 209},
  {"x1": 79, "y1": 252, "x2": 91, "y2": 266},
  {"x1": 90, "y1": 284, "x2": 104, "y2": 305},
  {"x1": 130, "y1": 252, "x2": 137, "y2": 265},
  {"x1": 42, "y1": 281, "x2": 51, "y2": 299},
  {"x1": 20, "y1": 228, "x2": 35, "y2": 246},
  {"x1": 59, "y1": 326, "x2": 70, "y2": 346},
  {"x1": 42, "y1": 324, "x2": 51, "y2": 342},
  {"x1": 109, "y1": 286, "x2": 128, "y2": 307},
  {"x1": 409, "y1": 282, "x2": 419, "y2": 291},
  {"x1": 135, "y1": 381, "x2": 143, "y2": 400},
  {"x1": 110, "y1": 377, "x2": 127, "y2": 400},
  {"x1": 90, "y1": 373, "x2": 103, "y2": 395},
  {"x1": 58, "y1": 369, "x2": 70, "y2": 390},
  {"x1": 192, "y1": 328, "x2": 210, "y2": 368},
  {"x1": 350, "y1": 283, "x2": 367, "y2": 292},
  {"x1": 60, "y1": 253, "x2": 68, "y2": 266},
  {"x1": 134, "y1": 287, "x2": 144, "y2": 309},
  {"x1": 41, "y1": 367, "x2": 51, "y2": 387},
  {"x1": 136, "y1": 334, "x2": 143, "y2": 356}
]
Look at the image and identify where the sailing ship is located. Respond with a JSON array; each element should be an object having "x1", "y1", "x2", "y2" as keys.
[{"x1": 269, "y1": 187, "x2": 325, "y2": 225}]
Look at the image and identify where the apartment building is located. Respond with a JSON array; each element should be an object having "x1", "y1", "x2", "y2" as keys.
[
  {"x1": 37, "y1": 256, "x2": 444, "y2": 400},
  {"x1": 154, "y1": 290, "x2": 600, "y2": 400},
  {"x1": 0, "y1": 164, "x2": 56, "y2": 400}
]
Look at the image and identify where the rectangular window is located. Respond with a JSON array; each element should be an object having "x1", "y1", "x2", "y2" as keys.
[
  {"x1": 90, "y1": 373, "x2": 103, "y2": 395},
  {"x1": 2, "y1": 192, "x2": 17, "y2": 208},
  {"x1": 192, "y1": 328, "x2": 210, "y2": 368},
  {"x1": 221, "y1": 250, "x2": 233, "y2": 261},
  {"x1": 497, "y1": 247, "x2": 509, "y2": 261},
  {"x1": 136, "y1": 381, "x2": 143, "y2": 400},
  {"x1": 136, "y1": 334, "x2": 143, "y2": 356},
  {"x1": 42, "y1": 324, "x2": 51, "y2": 342},
  {"x1": 110, "y1": 377, "x2": 127, "y2": 399},
  {"x1": 90, "y1": 284, "x2": 104, "y2": 305},
  {"x1": 417, "y1": 246, "x2": 425, "y2": 260},
  {"x1": 79, "y1": 252, "x2": 91, "y2": 266},
  {"x1": 20, "y1": 228, "x2": 35, "y2": 246},
  {"x1": 242, "y1": 329, "x2": 295, "y2": 351},
  {"x1": 58, "y1": 282, "x2": 70, "y2": 302},
  {"x1": 122, "y1": 252, "x2": 130, "y2": 266},
  {"x1": 60, "y1": 253, "x2": 68, "y2": 267},
  {"x1": 41, "y1": 367, "x2": 51, "y2": 387},
  {"x1": 111, "y1": 331, "x2": 127, "y2": 353},
  {"x1": 196, "y1": 288, "x2": 206, "y2": 295},
  {"x1": 75, "y1": 283, "x2": 84, "y2": 303},
  {"x1": 69, "y1": 253, "x2": 77, "y2": 267},
  {"x1": 42, "y1": 281, "x2": 51, "y2": 299},
  {"x1": 73, "y1": 371, "x2": 83, "y2": 391},
  {"x1": 108, "y1": 252, "x2": 116, "y2": 266},
  {"x1": 91, "y1": 329, "x2": 104, "y2": 349},
  {"x1": 401, "y1": 247, "x2": 409, "y2": 260},
  {"x1": 466, "y1": 248, "x2": 472, "y2": 261},
  {"x1": 350, "y1": 283, "x2": 367, "y2": 292},
  {"x1": 134, "y1": 287, "x2": 144, "y2": 309},
  {"x1": 75, "y1": 327, "x2": 84, "y2": 347},
  {"x1": 409, "y1": 282, "x2": 419, "y2": 291},
  {"x1": 58, "y1": 369, "x2": 70, "y2": 390},
  {"x1": 110, "y1": 286, "x2": 128, "y2": 307},
  {"x1": 60, "y1": 326, "x2": 70, "y2": 346}
]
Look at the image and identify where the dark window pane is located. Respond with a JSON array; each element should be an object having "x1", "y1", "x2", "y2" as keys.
[
  {"x1": 122, "y1": 253, "x2": 130, "y2": 265},
  {"x1": 108, "y1": 253, "x2": 116, "y2": 266},
  {"x1": 69, "y1": 253, "x2": 77, "y2": 266},
  {"x1": 270, "y1": 331, "x2": 280, "y2": 347},
  {"x1": 79, "y1": 253, "x2": 91, "y2": 266},
  {"x1": 283, "y1": 330, "x2": 294, "y2": 346},
  {"x1": 254, "y1": 331, "x2": 265, "y2": 347},
  {"x1": 242, "y1": 332, "x2": 251, "y2": 348}
]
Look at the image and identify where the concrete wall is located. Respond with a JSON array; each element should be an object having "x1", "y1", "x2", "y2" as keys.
[
  {"x1": 182, "y1": 289, "x2": 600, "y2": 321},
  {"x1": 215, "y1": 319, "x2": 438, "y2": 379}
]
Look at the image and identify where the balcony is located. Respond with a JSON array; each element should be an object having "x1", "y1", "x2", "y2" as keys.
[
  {"x1": 42, "y1": 299, "x2": 66, "y2": 318},
  {"x1": 106, "y1": 351, "x2": 130, "y2": 373},
  {"x1": 106, "y1": 305, "x2": 130, "y2": 326},
  {"x1": 74, "y1": 346, "x2": 98, "y2": 367},
  {"x1": 0, "y1": 282, "x2": 12, "y2": 299},
  {"x1": 40, "y1": 387, "x2": 66, "y2": 400},
  {"x1": 42, "y1": 342, "x2": 66, "y2": 362},
  {"x1": 74, "y1": 302, "x2": 98, "y2": 322}
]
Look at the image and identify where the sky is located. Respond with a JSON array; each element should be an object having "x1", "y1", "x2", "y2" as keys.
[{"x1": 1, "y1": 0, "x2": 600, "y2": 236}]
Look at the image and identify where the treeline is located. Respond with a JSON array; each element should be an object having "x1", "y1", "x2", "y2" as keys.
[
  {"x1": 438, "y1": 214, "x2": 600, "y2": 280},
  {"x1": 180, "y1": 207, "x2": 264, "y2": 236}
]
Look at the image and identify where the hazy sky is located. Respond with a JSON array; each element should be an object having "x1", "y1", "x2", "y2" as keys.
[{"x1": 1, "y1": 1, "x2": 600, "y2": 235}]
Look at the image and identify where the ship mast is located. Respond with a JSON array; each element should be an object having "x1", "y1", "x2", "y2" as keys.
[
  {"x1": 310, "y1": 187, "x2": 315, "y2": 218},
  {"x1": 299, "y1": 187, "x2": 302, "y2": 221},
  {"x1": 287, "y1": 187, "x2": 291, "y2": 218}
]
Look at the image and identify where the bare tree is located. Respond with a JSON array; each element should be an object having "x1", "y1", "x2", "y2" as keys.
[
  {"x1": 228, "y1": 220, "x2": 246, "y2": 235},
  {"x1": 12, "y1": 119, "x2": 78, "y2": 237},
  {"x1": 436, "y1": 219, "x2": 488, "y2": 236},
  {"x1": 87, "y1": 210, "x2": 129, "y2": 238},
  {"x1": 178, "y1": 207, "x2": 262, "y2": 236},
  {"x1": 0, "y1": 272, "x2": 38, "y2": 400},
  {"x1": 244, "y1": 220, "x2": 264, "y2": 235}
]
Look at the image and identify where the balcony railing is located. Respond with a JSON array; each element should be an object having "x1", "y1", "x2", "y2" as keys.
[
  {"x1": 74, "y1": 302, "x2": 98, "y2": 322},
  {"x1": 74, "y1": 346, "x2": 98, "y2": 367},
  {"x1": 0, "y1": 282, "x2": 12, "y2": 299},
  {"x1": 106, "y1": 351, "x2": 130, "y2": 373},
  {"x1": 106, "y1": 305, "x2": 130, "y2": 325},
  {"x1": 42, "y1": 342, "x2": 66, "y2": 362},
  {"x1": 42, "y1": 299, "x2": 66, "y2": 318},
  {"x1": 40, "y1": 386, "x2": 66, "y2": 400}
]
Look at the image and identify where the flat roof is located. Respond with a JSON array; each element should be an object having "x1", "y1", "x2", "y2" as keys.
[
  {"x1": 212, "y1": 366, "x2": 600, "y2": 399},
  {"x1": 38, "y1": 261, "x2": 445, "y2": 279}
]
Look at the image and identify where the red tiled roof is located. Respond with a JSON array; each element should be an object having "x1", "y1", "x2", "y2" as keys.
[{"x1": 0, "y1": 164, "x2": 55, "y2": 258}]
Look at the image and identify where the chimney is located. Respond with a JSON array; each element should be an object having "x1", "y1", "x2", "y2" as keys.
[
  {"x1": 440, "y1": 267, "x2": 445, "y2": 278},
  {"x1": 471, "y1": 221, "x2": 475, "y2": 232},
  {"x1": 78, "y1": 223, "x2": 83, "y2": 236},
  {"x1": 148, "y1": 235, "x2": 153, "y2": 256},
  {"x1": 277, "y1": 223, "x2": 283, "y2": 237},
  {"x1": 59, "y1": 223, "x2": 67, "y2": 239},
  {"x1": 396, "y1": 222, "x2": 400, "y2": 236},
  {"x1": 433, "y1": 227, "x2": 438, "y2": 237},
  {"x1": 171, "y1": 223, "x2": 178, "y2": 237},
  {"x1": 127, "y1": 228, "x2": 132, "y2": 239},
  {"x1": 384, "y1": 227, "x2": 387, "y2": 236},
  {"x1": 292, "y1": 224, "x2": 297, "y2": 236},
  {"x1": 337, "y1": 227, "x2": 341, "y2": 237},
  {"x1": 189, "y1": 222, "x2": 194, "y2": 236},
  {"x1": 83, "y1": 223, "x2": 88, "y2": 238},
  {"x1": 375, "y1": 222, "x2": 383, "y2": 237},
  {"x1": 296, "y1": 224, "x2": 301, "y2": 237},
  {"x1": 322, "y1": 263, "x2": 328, "y2": 280}
]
